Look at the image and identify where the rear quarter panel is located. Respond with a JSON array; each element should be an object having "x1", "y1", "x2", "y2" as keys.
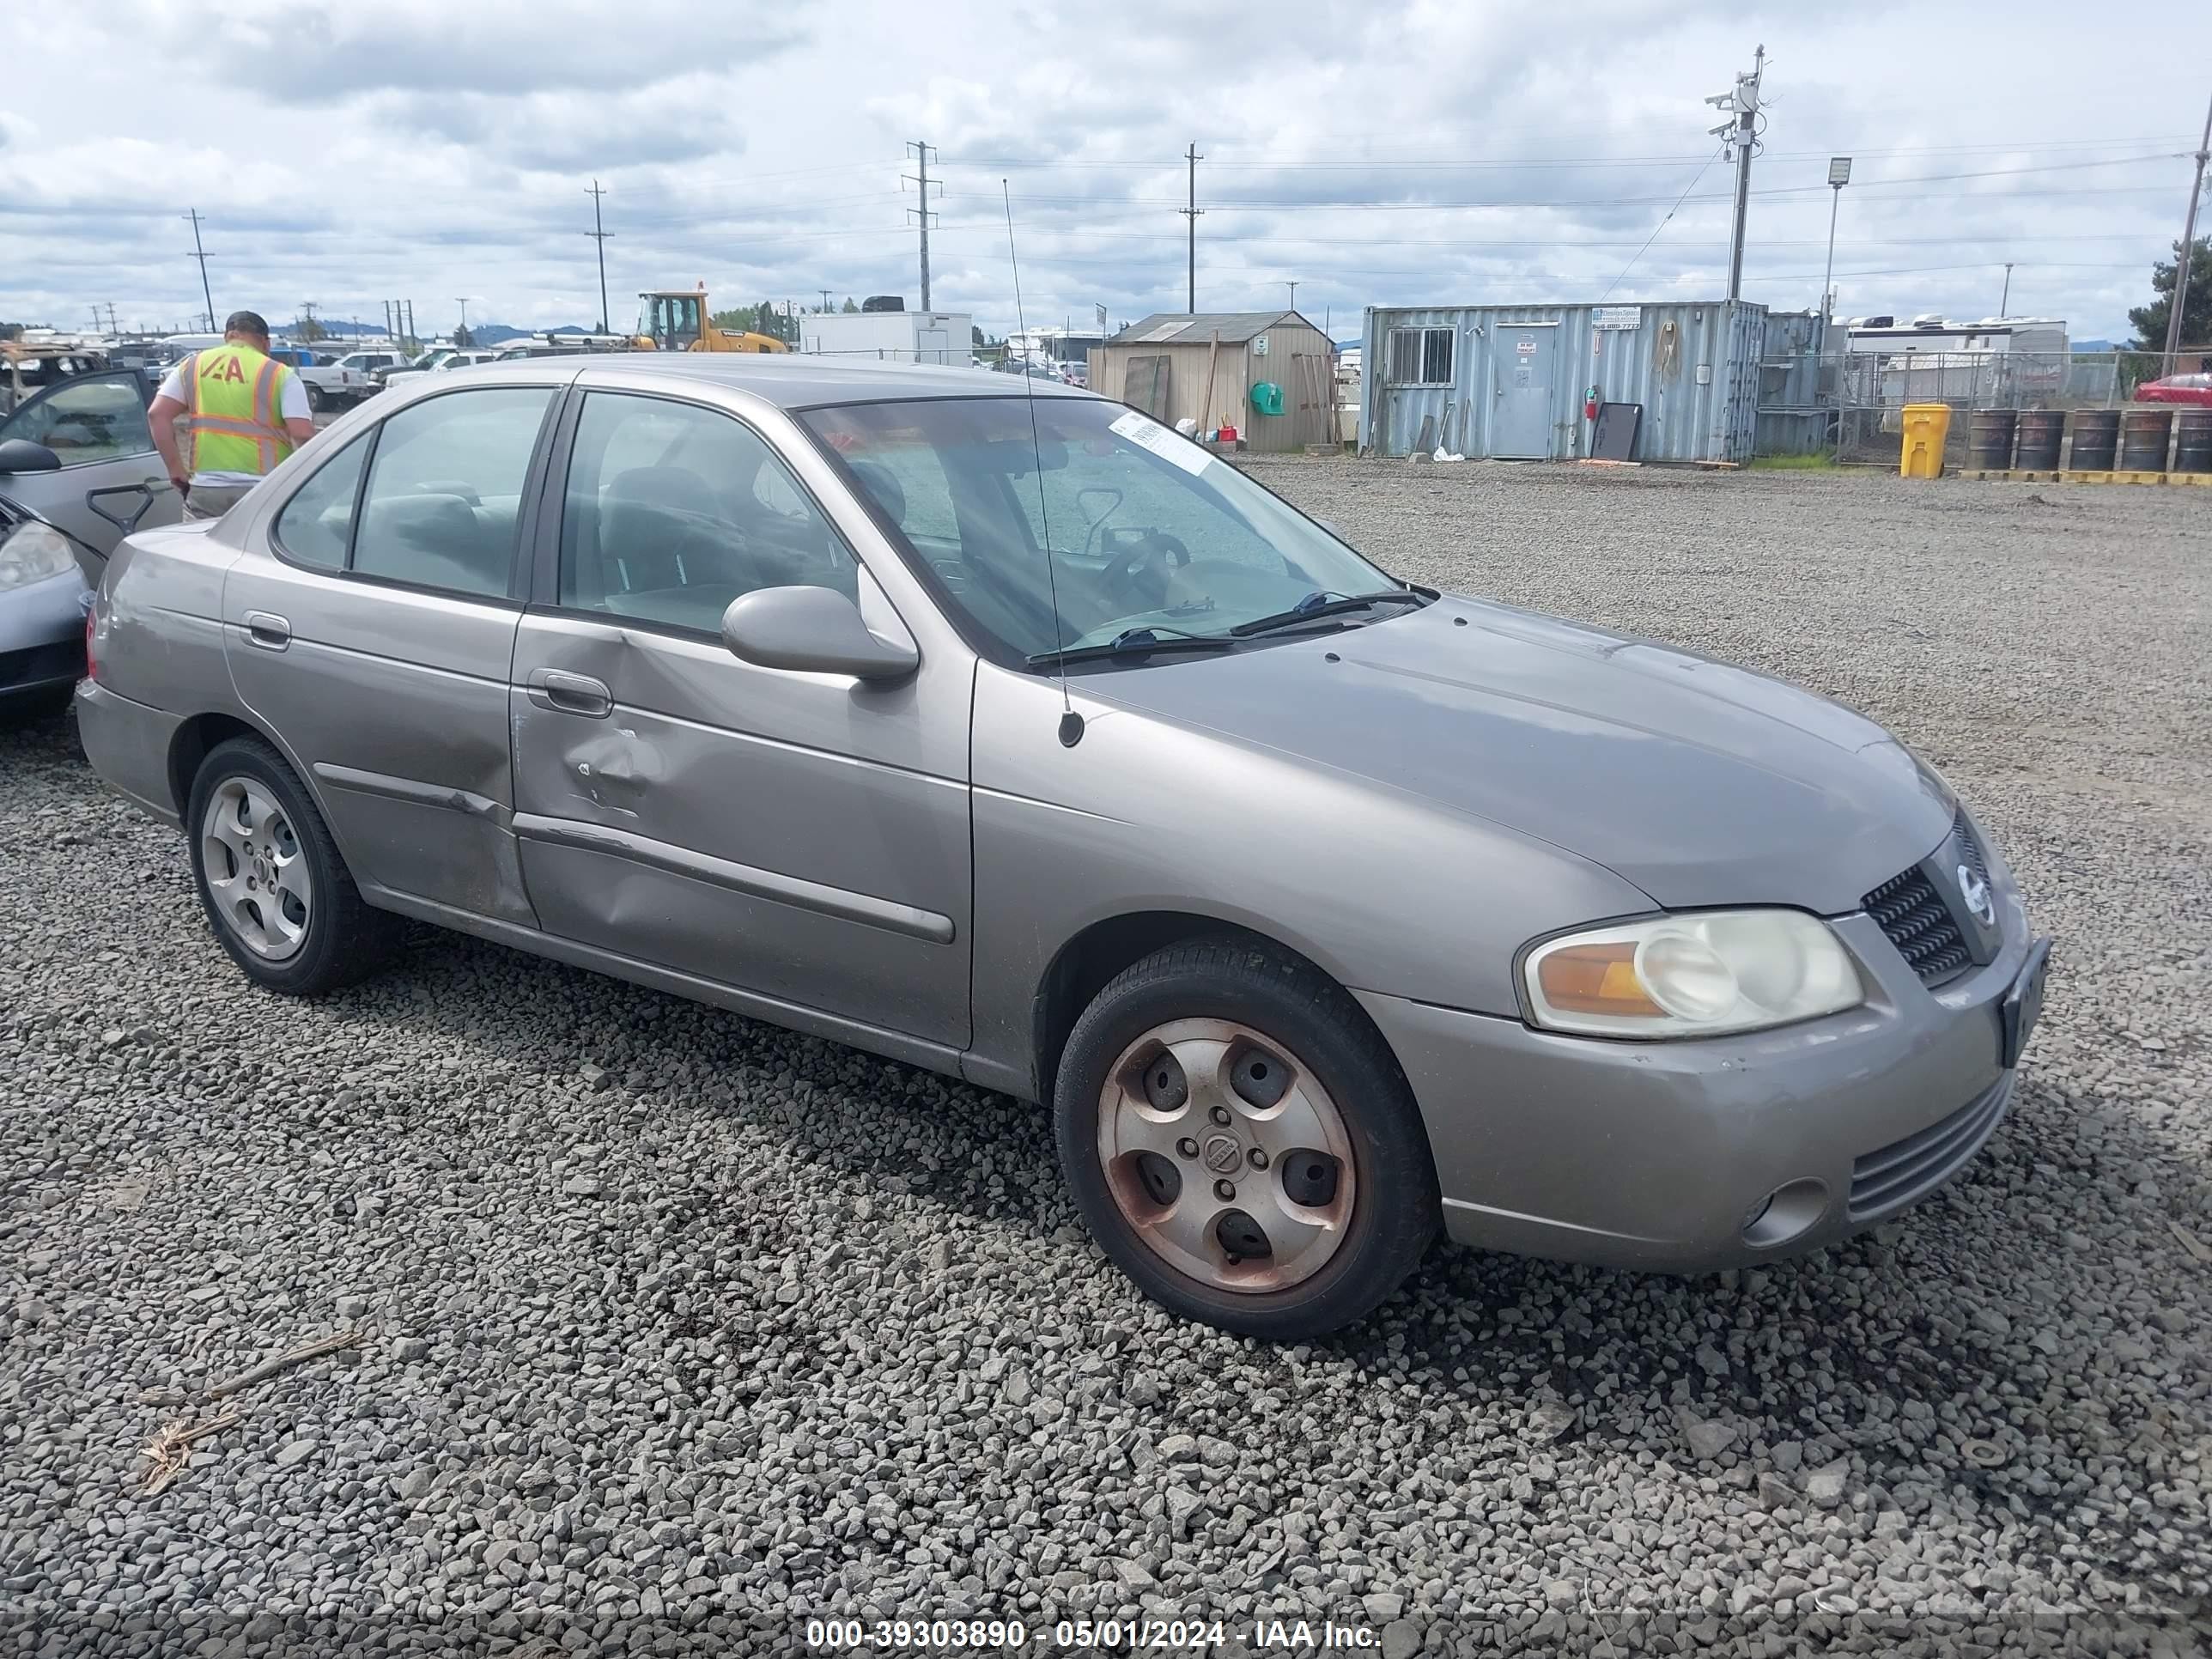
[{"x1": 94, "y1": 522, "x2": 244, "y2": 720}]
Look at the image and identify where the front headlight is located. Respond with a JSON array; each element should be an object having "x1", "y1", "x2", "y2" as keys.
[
  {"x1": 1523, "y1": 909, "x2": 1864, "y2": 1039},
  {"x1": 0, "y1": 520, "x2": 81, "y2": 590}
]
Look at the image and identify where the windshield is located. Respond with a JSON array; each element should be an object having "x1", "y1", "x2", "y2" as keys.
[{"x1": 803, "y1": 397, "x2": 1400, "y2": 664}]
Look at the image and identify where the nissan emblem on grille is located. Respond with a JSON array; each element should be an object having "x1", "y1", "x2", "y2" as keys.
[{"x1": 1957, "y1": 863, "x2": 1996, "y2": 927}]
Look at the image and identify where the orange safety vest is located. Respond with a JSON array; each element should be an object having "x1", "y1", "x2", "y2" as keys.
[{"x1": 185, "y1": 343, "x2": 296, "y2": 475}]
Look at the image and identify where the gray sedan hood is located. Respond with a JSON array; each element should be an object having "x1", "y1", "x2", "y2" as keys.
[{"x1": 1087, "y1": 595, "x2": 1954, "y2": 915}]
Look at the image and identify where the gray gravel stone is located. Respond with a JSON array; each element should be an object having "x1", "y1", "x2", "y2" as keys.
[{"x1": 5, "y1": 463, "x2": 2208, "y2": 1656}]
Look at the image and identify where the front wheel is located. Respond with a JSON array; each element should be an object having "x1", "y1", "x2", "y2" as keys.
[
  {"x1": 1054, "y1": 939, "x2": 1440, "y2": 1339},
  {"x1": 186, "y1": 735, "x2": 394, "y2": 995}
]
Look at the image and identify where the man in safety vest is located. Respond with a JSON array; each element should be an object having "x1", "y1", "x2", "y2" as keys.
[{"x1": 149, "y1": 310, "x2": 317, "y2": 521}]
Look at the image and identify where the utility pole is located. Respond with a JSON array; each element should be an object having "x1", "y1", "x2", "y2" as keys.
[
  {"x1": 454, "y1": 298, "x2": 471, "y2": 343},
  {"x1": 1180, "y1": 143, "x2": 1204, "y2": 313},
  {"x1": 301, "y1": 301, "x2": 318, "y2": 342},
  {"x1": 819, "y1": 289, "x2": 833, "y2": 313},
  {"x1": 1821, "y1": 156, "x2": 1850, "y2": 331},
  {"x1": 904, "y1": 142, "x2": 937, "y2": 311},
  {"x1": 2161, "y1": 91, "x2": 2212, "y2": 374},
  {"x1": 1285, "y1": 281, "x2": 1299, "y2": 311},
  {"x1": 1998, "y1": 264, "x2": 2014, "y2": 318},
  {"x1": 185, "y1": 208, "x2": 216, "y2": 331},
  {"x1": 404, "y1": 301, "x2": 416, "y2": 350},
  {"x1": 1705, "y1": 46, "x2": 1765, "y2": 301},
  {"x1": 584, "y1": 179, "x2": 612, "y2": 333}
]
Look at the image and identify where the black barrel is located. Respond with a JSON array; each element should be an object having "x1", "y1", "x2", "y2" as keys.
[
  {"x1": 1967, "y1": 409, "x2": 2017, "y2": 471},
  {"x1": 2120, "y1": 407, "x2": 2172, "y2": 472},
  {"x1": 2014, "y1": 409, "x2": 2064, "y2": 471},
  {"x1": 2174, "y1": 407, "x2": 2212, "y2": 474},
  {"x1": 2069, "y1": 408, "x2": 2119, "y2": 471}
]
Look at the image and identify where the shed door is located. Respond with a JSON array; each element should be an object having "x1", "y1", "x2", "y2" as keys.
[{"x1": 1494, "y1": 326, "x2": 1558, "y2": 457}]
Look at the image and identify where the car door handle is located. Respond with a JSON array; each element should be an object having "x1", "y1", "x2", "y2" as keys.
[
  {"x1": 243, "y1": 611, "x2": 291, "y2": 651},
  {"x1": 526, "y1": 667, "x2": 612, "y2": 718}
]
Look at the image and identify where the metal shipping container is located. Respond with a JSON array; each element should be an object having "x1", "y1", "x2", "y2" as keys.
[
  {"x1": 1359, "y1": 300, "x2": 1769, "y2": 464},
  {"x1": 799, "y1": 311, "x2": 974, "y2": 366}
]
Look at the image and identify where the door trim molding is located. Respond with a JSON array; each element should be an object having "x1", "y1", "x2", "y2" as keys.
[
  {"x1": 313, "y1": 762, "x2": 504, "y2": 820},
  {"x1": 513, "y1": 811, "x2": 957, "y2": 945}
]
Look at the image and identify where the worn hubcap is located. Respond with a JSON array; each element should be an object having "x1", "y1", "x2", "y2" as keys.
[
  {"x1": 199, "y1": 777, "x2": 310, "y2": 961},
  {"x1": 1097, "y1": 1018, "x2": 1357, "y2": 1293}
]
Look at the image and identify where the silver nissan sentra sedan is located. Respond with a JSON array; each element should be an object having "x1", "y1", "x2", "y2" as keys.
[{"x1": 75, "y1": 356, "x2": 2050, "y2": 1337}]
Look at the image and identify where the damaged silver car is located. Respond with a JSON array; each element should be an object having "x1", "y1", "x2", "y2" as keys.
[{"x1": 76, "y1": 356, "x2": 2048, "y2": 1337}]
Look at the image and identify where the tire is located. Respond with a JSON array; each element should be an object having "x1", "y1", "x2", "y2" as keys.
[
  {"x1": 185, "y1": 735, "x2": 395, "y2": 995},
  {"x1": 305, "y1": 382, "x2": 327, "y2": 414},
  {"x1": 1054, "y1": 937, "x2": 1440, "y2": 1339}
]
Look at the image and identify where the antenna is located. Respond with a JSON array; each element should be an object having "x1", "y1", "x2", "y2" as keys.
[{"x1": 1003, "y1": 179, "x2": 1081, "y2": 747}]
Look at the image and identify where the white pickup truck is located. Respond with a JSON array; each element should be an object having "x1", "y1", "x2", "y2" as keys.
[{"x1": 269, "y1": 348, "x2": 392, "y2": 413}]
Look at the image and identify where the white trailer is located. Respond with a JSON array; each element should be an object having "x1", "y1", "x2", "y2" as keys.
[{"x1": 799, "y1": 311, "x2": 973, "y2": 367}]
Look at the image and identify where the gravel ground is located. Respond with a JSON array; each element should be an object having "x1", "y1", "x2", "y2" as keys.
[{"x1": 3, "y1": 464, "x2": 2209, "y2": 1657}]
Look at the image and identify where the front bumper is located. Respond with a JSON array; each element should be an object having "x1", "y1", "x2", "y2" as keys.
[
  {"x1": 0, "y1": 568, "x2": 90, "y2": 696},
  {"x1": 1361, "y1": 907, "x2": 2043, "y2": 1273}
]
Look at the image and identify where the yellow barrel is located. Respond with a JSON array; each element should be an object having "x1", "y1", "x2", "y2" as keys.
[{"x1": 1899, "y1": 403, "x2": 1951, "y2": 477}]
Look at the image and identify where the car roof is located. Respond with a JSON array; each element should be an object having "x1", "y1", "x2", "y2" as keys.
[{"x1": 559, "y1": 351, "x2": 1092, "y2": 410}]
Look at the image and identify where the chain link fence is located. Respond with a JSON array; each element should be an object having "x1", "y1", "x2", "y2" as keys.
[{"x1": 1756, "y1": 348, "x2": 2206, "y2": 465}]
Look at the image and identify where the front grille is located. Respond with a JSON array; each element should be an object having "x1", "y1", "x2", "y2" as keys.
[
  {"x1": 1849, "y1": 1077, "x2": 2011, "y2": 1218},
  {"x1": 1955, "y1": 813, "x2": 1988, "y2": 884},
  {"x1": 1863, "y1": 865, "x2": 1972, "y2": 984}
]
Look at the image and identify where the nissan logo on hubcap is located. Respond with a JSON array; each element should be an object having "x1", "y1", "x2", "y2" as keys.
[
  {"x1": 1957, "y1": 864, "x2": 1995, "y2": 927},
  {"x1": 1201, "y1": 1133, "x2": 1243, "y2": 1175}
]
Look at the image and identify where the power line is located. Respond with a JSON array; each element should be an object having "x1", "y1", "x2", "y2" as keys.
[
  {"x1": 903, "y1": 142, "x2": 937, "y2": 309},
  {"x1": 1180, "y1": 142, "x2": 1203, "y2": 312},
  {"x1": 585, "y1": 179, "x2": 611, "y2": 333},
  {"x1": 1601, "y1": 143, "x2": 1729, "y2": 302},
  {"x1": 185, "y1": 207, "x2": 215, "y2": 331},
  {"x1": 1703, "y1": 42, "x2": 1767, "y2": 300}
]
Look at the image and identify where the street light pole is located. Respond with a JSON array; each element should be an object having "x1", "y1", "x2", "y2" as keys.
[
  {"x1": 1999, "y1": 263, "x2": 2014, "y2": 318},
  {"x1": 455, "y1": 298, "x2": 470, "y2": 343},
  {"x1": 1821, "y1": 156, "x2": 1850, "y2": 333}
]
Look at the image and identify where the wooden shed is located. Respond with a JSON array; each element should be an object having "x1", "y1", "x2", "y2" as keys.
[{"x1": 1090, "y1": 311, "x2": 1335, "y2": 453}]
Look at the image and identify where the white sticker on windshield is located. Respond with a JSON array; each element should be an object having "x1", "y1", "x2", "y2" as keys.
[{"x1": 1109, "y1": 408, "x2": 1213, "y2": 477}]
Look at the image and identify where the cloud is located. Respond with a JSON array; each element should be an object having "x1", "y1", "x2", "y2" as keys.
[
  {"x1": 0, "y1": 0, "x2": 2200, "y2": 341},
  {"x1": 163, "y1": 0, "x2": 806, "y2": 102},
  {"x1": 368, "y1": 76, "x2": 750, "y2": 173}
]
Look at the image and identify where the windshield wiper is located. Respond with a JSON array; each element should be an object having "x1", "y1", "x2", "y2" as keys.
[
  {"x1": 1025, "y1": 626, "x2": 1240, "y2": 667},
  {"x1": 1229, "y1": 588, "x2": 1429, "y2": 638}
]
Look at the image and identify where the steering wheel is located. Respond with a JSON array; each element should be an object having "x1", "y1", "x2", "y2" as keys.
[{"x1": 1103, "y1": 531, "x2": 1188, "y2": 612}]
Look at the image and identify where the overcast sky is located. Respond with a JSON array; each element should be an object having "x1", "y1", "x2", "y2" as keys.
[{"x1": 4, "y1": 1, "x2": 2206, "y2": 344}]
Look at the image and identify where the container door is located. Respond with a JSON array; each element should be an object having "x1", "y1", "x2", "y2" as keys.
[
  {"x1": 1494, "y1": 326, "x2": 1557, "y2": 457},
  {"x1": 916, "y1": 328, "x2": 951, "y2": 365}
]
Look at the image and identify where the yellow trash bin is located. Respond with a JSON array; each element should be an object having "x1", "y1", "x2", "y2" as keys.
[{"x1": 1899, "y1": 403, "x2": 1951, "y2": 477}]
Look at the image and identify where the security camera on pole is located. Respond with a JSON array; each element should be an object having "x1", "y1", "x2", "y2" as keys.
[{"x1": 1705, "y1": 46, "x2": 1767, "y2": 302}]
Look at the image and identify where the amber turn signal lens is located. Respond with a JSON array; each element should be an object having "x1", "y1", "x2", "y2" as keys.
[{"x1": 1534, "y1": 942, "x2": 1664, "y2": 1017}]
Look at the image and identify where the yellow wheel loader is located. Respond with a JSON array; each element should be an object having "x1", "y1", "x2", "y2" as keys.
[{"x1": 633, "y1": 286, "x2": 789, "y2": 354}]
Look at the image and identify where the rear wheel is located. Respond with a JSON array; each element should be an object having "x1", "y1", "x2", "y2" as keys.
[
  {"x1": 304, "y1": 382, "x2": 328, "y2": 414},
  {"x1": 1054, "y1": 938, "x2": 1440, "y2": 1338},
  {"x1": 186, "y1": 736, "x2": 394, "y2": 995}
]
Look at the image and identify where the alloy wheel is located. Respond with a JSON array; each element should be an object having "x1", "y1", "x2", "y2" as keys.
[
  {"x1": 198, "y1": 775, "x2": 311, "y2": 961},
  {"x1": 1096, "y1": 1018, "x2": 1357, "y2": 1292}
]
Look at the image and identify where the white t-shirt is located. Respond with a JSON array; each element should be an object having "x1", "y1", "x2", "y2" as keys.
[{"x1": 159, "y1": 353, "x2": 312, "y2": 487}]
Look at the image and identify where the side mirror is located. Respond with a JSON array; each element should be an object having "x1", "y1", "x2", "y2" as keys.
[
  {"x1": 0, "y1": 438, "x2": 63, "y2": 475},
  {"x1": 722, "y1": 585, "x2": 919, "y2": 681}
]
